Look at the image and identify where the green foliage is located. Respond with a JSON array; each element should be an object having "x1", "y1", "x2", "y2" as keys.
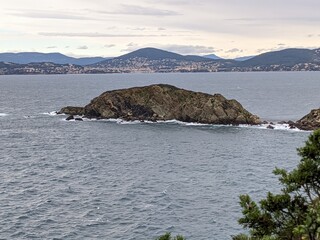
[
  {"x1": 232, "y1": 233, "x2": 277, "y2": 240},
  {"x1": 156, "y1": 232, "x2": 186, "y2": 240},
  {"x1": 234, "y1": 130, "x2": 320, "y2": 240}
]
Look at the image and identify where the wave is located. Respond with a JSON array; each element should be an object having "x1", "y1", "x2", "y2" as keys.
[
  {"x1": 82, "y1": 118, "x2": 212, "y2": 126},
  {"x1": 0, "y1": 113, "x2": 8, "y2": 117},
  {"x1": 41, "y1": 111, "x2": 59, "y2": 116},
  {"x1": 63, "y1": 116, "x2": 305, "y2": 132},
  {"x1": 238, "y1": 123, "x2": 305, "y2": 132},
  {"x1": 102, "y1": 119, "x2": 303, "y2": 131}
]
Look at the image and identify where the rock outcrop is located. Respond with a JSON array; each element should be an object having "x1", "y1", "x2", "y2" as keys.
[
  {"x1": 294, "y1": 109, "x2": 320, "y2": 130},
  {"x1": 59, "y1": 106, "x2": 85, "y2": 116},
  {"x1": 59, "y1": 84, "x2": 261, "y2": 125}
]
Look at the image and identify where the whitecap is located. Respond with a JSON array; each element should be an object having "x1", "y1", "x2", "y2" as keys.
[
  {"x1": 41, "y1": 111, "x2": 59, "y2": 116},
  {"x1": 62, "y1": 116, "x2": 308, "y2": 132},
  {"x1": 0, "y1": 113, "x2": 8, "y2": 117},
  {"x1": 105, "y1": 119, "x2": 211, "y2": 126},
  {"x1": 238, "y1": 123, "x2": 305, "y2": 132}
]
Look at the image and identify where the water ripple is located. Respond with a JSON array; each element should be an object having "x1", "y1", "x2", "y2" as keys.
[{"x1": 1, "y1": 73, "x2": 315, "y2": 239}]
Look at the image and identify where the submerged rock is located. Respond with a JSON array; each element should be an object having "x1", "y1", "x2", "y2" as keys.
[
  {"x1": 59, "y1": 84, "x2": 261, "y2": 125},
  {"x1": 267, "y1": 124, "x2": 275, "y2": 129},
  {"x1": 295, "y1": 109, "x2": 320, "y2": 130},
  {"x1": 65, "y1": 115, "x2": 74, "y2": 121}
]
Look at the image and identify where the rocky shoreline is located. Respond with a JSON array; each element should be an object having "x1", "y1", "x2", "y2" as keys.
[
  {"x1": 58, "y1": 84, "x2": 320, "y2": 131},
  {"x1": 293, "y1": 109, "x2": 320, "y2": 130}
]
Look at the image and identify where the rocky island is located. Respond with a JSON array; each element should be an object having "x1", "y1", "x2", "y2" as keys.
[
  {"x1": 59, "y1": 84, "x2": 261, "y2": 125},
  {"x1": 294, "y1": 109, "x2": 320, "y2": 130}
]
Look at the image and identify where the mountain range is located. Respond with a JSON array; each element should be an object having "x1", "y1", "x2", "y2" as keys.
[
  {"x1": 0, "y1": 50, "x2": 248, "y2": 65},
  {"x1": 0, "y1": 52, "x2": 111, "y2": 65},
  {"x1": 0, "y1": 47, "x2": 319, "y2": 74}
]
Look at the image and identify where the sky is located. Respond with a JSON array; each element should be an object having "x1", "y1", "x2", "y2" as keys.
[{"x1": 1, "y1": 0, "x2": 320, "y2": 58}]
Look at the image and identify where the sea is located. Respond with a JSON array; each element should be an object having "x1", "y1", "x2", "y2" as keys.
[{"x1": 1, "y1": 72, "x2": 319, "y2": 239}]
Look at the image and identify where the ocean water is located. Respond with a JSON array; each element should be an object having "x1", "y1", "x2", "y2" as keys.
[{"x1": 0, "y1": 72, "x2": 319, "y2": 239}]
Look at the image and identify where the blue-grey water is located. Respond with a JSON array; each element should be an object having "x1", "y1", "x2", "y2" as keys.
[{"x1": 0, "y1": 72, "x2": 319, "y2": 239}]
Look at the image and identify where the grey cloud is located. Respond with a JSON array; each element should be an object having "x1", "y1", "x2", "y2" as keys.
[
  {"x1": 121, "y1": 43, "x2": 138, "y2": 51},
  {"x1": 256, "y1": 45, "x2": 290, "y2": 53},
  {"x1": 147, "y1": 0, "x2": 206, "y2": 5},
  {"x1": 77, "y1": 45, "x2": 88, "y2": 50},
  {"x1": 163, "y1": 45, "x2": 215, "y2": 55},
  {"x1": 224, "y1": 17, "x2": 320, "y2": 24},
  {"x1": 224, "y1": 18, "x2": 257, "y2": 22},
  {"x1": 158, "y1": 27, "x2": 166, "y2": 31},
  {"x1": 127, "y1": 42, "x2": 138, "y2": 47},
  {"x1": 9, "y1": 9, "x2": 95, "y2": 20},
  {"x1": 39, "y1": 32, "x2": 169, "y2": 37},
  {"x1": 104, "y1": 44, "x2": 116, "y2": 48},
  {"x1": 308, "y1": 34, "x2": 320, "y2": 38},
  {"x1": 47, "y1": 46, "x2": 57, "y2": 49},
  {"x1": 92, "y1": 4, "x2": 179, "y2": 16},
  {"x1": 131, "y1": 27, "x2": 146, "y2": 31},
  {"x1": 225, "y1": 48, "x2": 242, "y2": 53},
  {"x1": 257, "y1": 48, "x2": 276, "y2": 54}
]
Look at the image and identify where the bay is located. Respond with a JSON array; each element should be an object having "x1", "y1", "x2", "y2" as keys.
[{"x1": 0, "y1": 72, "x2": 319, "y2": 239}]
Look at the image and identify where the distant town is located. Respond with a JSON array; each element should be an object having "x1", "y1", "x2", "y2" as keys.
[{"x1": 0, "y1": 47, "x2": 319, "y2": 75}]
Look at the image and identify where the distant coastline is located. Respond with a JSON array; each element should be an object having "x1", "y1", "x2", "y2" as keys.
[{"x1": 0, "y1": 47, "x2": 319, "y2": 75}]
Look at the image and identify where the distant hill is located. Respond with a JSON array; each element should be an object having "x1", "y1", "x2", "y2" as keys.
[
  {"x1": 0, "y1": 52, "x2": 111, "y2": 66},
  {"x1": 93, "y1": 47, "x2": 320, "y2": 72},
  {"x1": 97, "y1": 47, "x2": 213, "y2": 64},
  {"x1": 0, "y1": 61, "x2": 84, "y2": 75},
  {"x1": 93, "y1": 47, "x2": 221, "y2": 72},
  {"x1": 1, "y1": 47, "x2": 320, "y2": 74},
  {"x1": 203, "y1": 54, "x2": 223, "y2": 60},
  {"x1": 239, "y1": 48, "x2": 320, "y2": 67},
  {"x1": 117, "y1": 48, "x2": 185, "y2": 61},
  {"x1": 234, "y1": 56, "x2": 255, "y2": 61},
  {"x1": 203, "y1": 54, "x2": 255, "y2": 61}
]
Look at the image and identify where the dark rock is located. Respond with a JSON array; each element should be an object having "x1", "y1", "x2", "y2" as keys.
[
  {"x1": 288, "y1": 120, "x2": 295, "y2": 125},
  {"x1": 59, "y1": 106, "x2": 84, "y2": 115},
  {"x1": 66, "y1": 115, "x2": 74, "y2": 121},
  {"x1": 60, "y1": 84, "x2": 261, "y2": 125},
  {"x1": 267, "y1": 125, "x2": 274, "y2": 129},
  {"x1": 262, "y1": 120, "x2": 269, "y2": 124},
  {"x1": 295, "y1": 109, "x2": 320, "y2": 130},
  {"x1": 278, "y1": 121, "x2": 287, "y2": 124},
  {"x1": 74, "y1": 118, "x2": 83, "y2": 121}
]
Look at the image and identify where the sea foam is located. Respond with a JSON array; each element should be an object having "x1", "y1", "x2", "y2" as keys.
[
  {"x1": 42, "y1": 111, "x2": 59, "y2": 116},
  {"x1": 69, "y1": 117, "x2": 305, "y2": 132},
  {"x1": 52, "y1": 108, "x2": 304, "y2": 132},
  {"x1": 238, "y1": 123, "x2": 304, "y2": 132}
]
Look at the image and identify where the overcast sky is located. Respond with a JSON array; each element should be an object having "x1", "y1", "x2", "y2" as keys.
[{"x1": 1, "y1": 0, "x2": 319, "y2": 58}]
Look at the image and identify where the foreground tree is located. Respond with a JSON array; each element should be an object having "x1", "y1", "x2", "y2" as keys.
[
  {"x1": 234, "y1": 129, "x2": 320, "y2": 240},
  {"x1": 156, "y1": 232, "x2": 185, "y2": 240}
]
